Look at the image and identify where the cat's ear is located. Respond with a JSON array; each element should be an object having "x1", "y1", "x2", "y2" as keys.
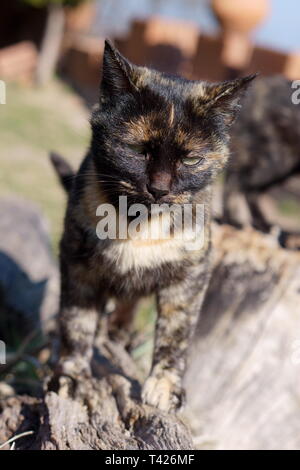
[
  {"x1": 101, "y1": 39, "x2": 138, "y2": 97},
  {"x1": 205, "y1": 74, "x2": 257, "y2": 126}
]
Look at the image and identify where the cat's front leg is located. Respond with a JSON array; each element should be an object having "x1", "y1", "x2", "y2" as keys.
[
  {"x1": 48, "y1": 300, "x2": 99, "y2": 397},
  {"x1": 50, "y1": 259, "x2": 103, "y2": 393},
  {"x1": 58, "y1": 304, "x2": 99, "y2": 380},
  {"x1": 142, "y1": 264, "x2": 209, "y2": 412}
]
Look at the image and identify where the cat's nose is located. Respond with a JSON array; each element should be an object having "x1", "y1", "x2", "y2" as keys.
[{"x1": 147, "y1": 184, "x2": 169, "y2": 200}]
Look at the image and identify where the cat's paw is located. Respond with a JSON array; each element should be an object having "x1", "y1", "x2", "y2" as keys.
[
  {"x1": 58, "y1": 355, "x2": 91, "y2": 380},
  {"x1": 142, "y1": 374, "x2": 185, "y2": 412},
  {"x1": 47, "y1": 355, "x2": 92, "y2": 397}
]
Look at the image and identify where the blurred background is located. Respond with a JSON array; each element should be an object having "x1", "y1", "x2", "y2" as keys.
[
  {"x1": 0, "y1": 0, "x2": 299, "y2": 398},
  {"x1": 1, "y1": 0, "x2": 300, "y2": 248}
]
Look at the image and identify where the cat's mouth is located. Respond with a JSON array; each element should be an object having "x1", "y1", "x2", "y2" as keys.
[
  {"x1": 102, "y1": 182, "x2": 192, "y2": 210},
  {"x1": 137, "y1": 192, "x2": 191, "y2": 207}
]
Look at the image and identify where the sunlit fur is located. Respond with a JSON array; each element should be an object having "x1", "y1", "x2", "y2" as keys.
[
  {"x1": 224, "y1": 75, "x2": 300, "y2": 233},
  {"x1": 55, "y1": 40, "x2": 255, "y2": 412},
  {"x1": 89, "y1": 46, "x2": 255, "y2": 210}
]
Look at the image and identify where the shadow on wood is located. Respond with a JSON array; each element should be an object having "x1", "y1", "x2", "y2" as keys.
[
  {"x1": 185, "y1": 224, "x2": 300, "y2": 450},
  {"x1": 0, "y1": 217, "x2": 299, "y2": 449}
]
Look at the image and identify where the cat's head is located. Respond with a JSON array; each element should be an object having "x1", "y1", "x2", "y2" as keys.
[{"x1": 91, "y1": 40, "x2": 255, "y2": 207}]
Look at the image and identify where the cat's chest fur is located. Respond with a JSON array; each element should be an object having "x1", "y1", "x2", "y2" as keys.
[
  {"x1": 98, "y1": 212, "x2": 198, "y2": 275},
  {"x1": 94, "y1": 235, "x2": 197, "y2": 298},
  {"x1": 101, "y1": 237, "x2": 186, "y2": 274}
]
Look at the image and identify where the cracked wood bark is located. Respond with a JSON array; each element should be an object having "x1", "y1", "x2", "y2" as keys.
[
  {"x1": 185, "y1": 224, "x2": 300, "y2": 450},
  {"x1": 1, "y1": 224, "x2": 300, "y2": 450},
  {"x1": 0, "y1": 332, "x2": 193, "y2": 450}
]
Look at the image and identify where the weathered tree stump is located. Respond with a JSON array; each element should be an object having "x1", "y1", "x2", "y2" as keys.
[
  {"x1": 0, "y1": 196, "x2": 59, "y2": 337},
  {"x1": 0, "y1": 216, "x2": 300, "y2": 450},
  {"x1": 185, "y1": 224, "x2": 300, "y2": 450},
  {"x1": 0, "y1": 333, "x2": 193, "y2": 450}
]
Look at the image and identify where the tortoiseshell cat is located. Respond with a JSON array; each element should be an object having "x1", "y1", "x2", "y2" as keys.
[
  {"x1": 224, "y1": 75, "x2": 300, "y2": 233},
  {"x1": 51, "y1": 40, "x2": 254, "y2": 412}
]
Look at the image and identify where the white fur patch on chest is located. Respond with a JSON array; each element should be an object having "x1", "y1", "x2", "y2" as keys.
[
  {"x1": 103, "y1": 237, "x2": 185, "y2": 273},
  {"x1": 100, "y1": 212, "x2": 198, "y2": 274},
  {"x1": 102, "y1": 209, "x2": 204, "y2": 274}
]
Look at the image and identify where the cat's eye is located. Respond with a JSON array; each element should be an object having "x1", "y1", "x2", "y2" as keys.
[
  {"x1": 127, "y1": 144, "x2": 149, "y2": 159},
  {"x1": 182, "y1": 156, "x2": 204, "y2": 167},
  {"x1": 128, "y1": 144, "x2": 143, "y2": 154}
]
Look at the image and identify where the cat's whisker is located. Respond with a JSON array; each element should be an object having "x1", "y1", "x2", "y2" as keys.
[
  {"x1": 62, "y1": 172, "x2": 124, "y2": 181},
  {"x1": 53, "y1": 38, "x2": 248, "y2": 420}
]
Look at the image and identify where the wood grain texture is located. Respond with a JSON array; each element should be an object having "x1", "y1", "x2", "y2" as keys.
[
  {"x1": 1, "y1": 224, "x2": 299, "y2": 450},
  {"x1": 185, "y1": 224, "x2": 300, "y2": 450},
  {"x1": 0, "y1": 333, "x2": 192, "y2": 450}
]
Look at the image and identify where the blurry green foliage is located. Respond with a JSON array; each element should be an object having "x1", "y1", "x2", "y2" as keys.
[
  {"x1": 20, "y1": 0, "x2": 89, "y2": 8},
  {"x1": 278, "y1": 197, "x2": 300, "y2": 218}
]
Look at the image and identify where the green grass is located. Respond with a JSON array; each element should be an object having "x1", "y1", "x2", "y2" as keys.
[
  {"x1": 277, "y1": 197, "x2": 300, "y2": 218},
  {"x1": 1, "y1": 81, "x2": 89, "y2": 150},
  {"x1": 0, "y1": 80, "x2": 90, "y2": 251}
]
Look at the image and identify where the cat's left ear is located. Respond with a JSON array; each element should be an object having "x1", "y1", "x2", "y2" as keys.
[
  {"x1": 205, "y1": 74, "x2": 257, "y2": 126},
  {"x1": 101, "y1": 39, "x2": 138, "y2": 97}
]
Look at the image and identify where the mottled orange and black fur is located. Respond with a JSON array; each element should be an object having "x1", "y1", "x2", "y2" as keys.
[
  {"x1": 52, "y1": 40, "x2": 254, "y2": 412},
  {"x1": 224, "y1": 76, "x2": 300, "y2": 232}
]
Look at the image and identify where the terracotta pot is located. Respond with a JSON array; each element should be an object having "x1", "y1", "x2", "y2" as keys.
[
  {"x1": 65, "y1": 1, "x2": 96, "y2": 34},
  {"x1": 211, "y1": 0, "x2": 270, "y2": 70},
  {"x1": 211, "y1": 0, "x2": 270, "y2": 33}
]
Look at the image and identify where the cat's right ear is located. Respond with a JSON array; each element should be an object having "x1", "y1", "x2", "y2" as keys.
[{"x1": 101, "y1": 39, "x2": 138, "y2": 97}]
